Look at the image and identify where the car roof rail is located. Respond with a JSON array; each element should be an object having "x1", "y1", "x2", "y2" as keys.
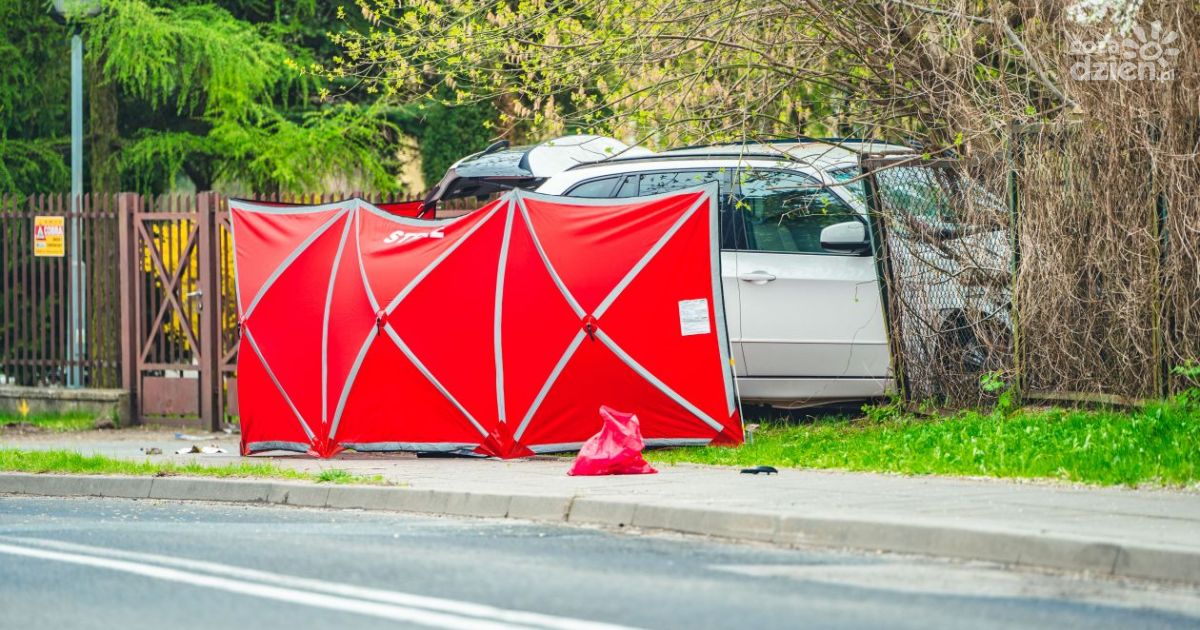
[
  {"x1": 666, "y1": 137, "x2": 900, "y2": 151},
  {"x1": 562, "y1": 152, "x2": 801, "y2": 171}
]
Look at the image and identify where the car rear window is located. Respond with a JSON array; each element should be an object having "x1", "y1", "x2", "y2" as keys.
[{"x1": 564, "y1": 176, "x2": 620, "y2": 198}]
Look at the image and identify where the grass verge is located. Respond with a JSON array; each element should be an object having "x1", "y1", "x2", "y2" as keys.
[
  {"x1": 648, "y1": 395, "x2": 1200, "y2": 487},
  {"x1": 0, "y1": 449, "x2": 385, "y2": 485},
  {"x1": 1, "y1": 411, "x2": 98, "y2": 432}
]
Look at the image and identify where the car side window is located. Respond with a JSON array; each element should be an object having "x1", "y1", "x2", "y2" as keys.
[
  {"x1": 632, "y1": 170, "x2": 743, "y2": 250},
  {"x1": 736, "y1": 169, "x2": 860, "y2": 254},
  {"x1": 565, "y1": 176, "x2": 620, "y2": 198},
  {"x1": 564, "y1": 169, "x2": 744, "y2": 250},
  {"x1": 637, "y1": 171, "x2": 721, "y2": 196},
  {"x1": 614, "y1": 176, "x2": 639, "y2": 198}
]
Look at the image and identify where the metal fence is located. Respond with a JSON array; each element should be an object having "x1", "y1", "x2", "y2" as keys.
[
  {"x1": 1012, "y1": 123, "x2": 1198, "y2": 402},
  {"x1": 863, "y1": 157, "x2": 1013, "y2": 405},
  {"x1": 0, "y1": 194, "x2": 122, "y2": 387},
  {"x1": 0, "y1": 191, "x2": 491, "y2": 429},
  {"x1": 864, "y1": 122, "x2": 1200, "y2": 407}
]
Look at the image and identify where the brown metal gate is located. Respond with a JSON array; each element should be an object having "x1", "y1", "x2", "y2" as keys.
[{"x1": 117, "y1": 193, "x2": 221, "y2": 429}]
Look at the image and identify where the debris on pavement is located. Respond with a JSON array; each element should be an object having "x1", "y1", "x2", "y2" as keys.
[
  {"x1": 740, "y1": 465, "x2": 778, "y2": 475},
  {"x1": 140, "y1": 447, "x2": 163, "y2": 455},
  {"x1": 173, "y1": 445, "x2": 228, "y2": 455},
  {"x1": 568, "y1": 406, "x2": 657, "y2": 476}
]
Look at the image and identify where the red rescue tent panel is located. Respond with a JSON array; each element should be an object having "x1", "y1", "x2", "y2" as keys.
[{"x1": 229, "y1": 187, "x2": 741, "y2": 458}]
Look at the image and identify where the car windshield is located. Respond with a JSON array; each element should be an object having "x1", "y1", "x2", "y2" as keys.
[
  {"x1": 828, "y1": 166, "x2": 865, "y2": 201},
  {"x1": 845, "y1": 164, "x2": 1005, "y2": 236}
]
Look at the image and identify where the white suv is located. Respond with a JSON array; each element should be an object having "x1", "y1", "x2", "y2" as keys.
[{"x1": 428, "y1": 136, "x2": 919, "y2": 406}]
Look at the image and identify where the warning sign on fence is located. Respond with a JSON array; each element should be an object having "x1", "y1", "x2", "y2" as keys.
[{"x1": 33, "y1": 216, "x2": 65, "y2": 257}]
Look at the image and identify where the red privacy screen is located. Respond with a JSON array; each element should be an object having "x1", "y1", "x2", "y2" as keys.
[{"x1": 229, "y1": 187, "x2": 741, "y2": 458}]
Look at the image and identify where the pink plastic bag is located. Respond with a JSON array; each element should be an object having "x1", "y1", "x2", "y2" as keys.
[{"x1": 568, "y1": 406, "x2": 658, "y2": 476}]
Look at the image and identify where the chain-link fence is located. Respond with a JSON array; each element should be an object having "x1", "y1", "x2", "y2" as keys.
[
  {"x1": 863, "y1": 156, "x2": 1013, "y2": 404},
  {"x1": 865, "y1": 122, "x2": 1200, "y2": 407}
]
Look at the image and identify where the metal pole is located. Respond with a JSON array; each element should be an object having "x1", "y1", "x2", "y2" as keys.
[{"x1": 69, "y1": 31, "x2": 83, "y2": 388}]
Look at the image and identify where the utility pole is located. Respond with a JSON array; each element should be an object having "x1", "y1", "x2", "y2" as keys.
[
  {"x1": 69, "y1": 29, "x2": 83, "y2": 388},
  {"x1": 52, "y1": 0, "x2": 101, "y2": 388}
]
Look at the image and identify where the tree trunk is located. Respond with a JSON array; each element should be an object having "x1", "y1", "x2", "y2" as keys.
[{"x1": 87, "y1": 53, "x2": 120, "y2": 193}]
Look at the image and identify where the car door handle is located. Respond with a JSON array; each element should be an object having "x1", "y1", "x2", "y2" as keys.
[{"x1": 738, "y1": 271, "x2": 777, "y2": 284}]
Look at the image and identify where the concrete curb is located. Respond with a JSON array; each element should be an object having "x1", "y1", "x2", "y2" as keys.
[{"x1": 2, "y1": 472, "x2": 1197, "y2": 584}]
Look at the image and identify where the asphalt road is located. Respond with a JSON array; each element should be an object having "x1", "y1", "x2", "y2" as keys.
[{"x1": 1, "y1": 496, "x2": 1198, "y2": 629}]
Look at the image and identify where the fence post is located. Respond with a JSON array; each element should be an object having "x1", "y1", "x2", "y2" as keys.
[
  {"x1": 861, "y1": 157, "x2": 909, "y2": 403},
  {"x1": 197, "y1": 193, "x2": 222, "y2": 431},
  {"x1": 1006, "y1": 123, "x2": 1024, "y2": 404},
  {"x1": 117, "y1": 193, "x2": 139, "y2": 424},
  {"x1": 1153, "y1": 178, "x2": 1169, "y2": 398}
]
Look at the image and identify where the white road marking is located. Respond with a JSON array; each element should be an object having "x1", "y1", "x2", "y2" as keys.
[{"x1": 0, "y1": 537, "x2": 642, "y2": 630}]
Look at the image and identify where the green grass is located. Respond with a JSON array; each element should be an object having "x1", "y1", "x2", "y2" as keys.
[
  {"x1": 0, "y1": 449, "x2": 385, "y2": 485},
  {"x1": 648, "y1": 394, "x2": 1200, "y2": 487},
  {"x1": 0, "y1": 411, "x2": 99, "y2": 432},
  {"x1": 315, "y1": 468, "x2": 357, "y2": 483}
]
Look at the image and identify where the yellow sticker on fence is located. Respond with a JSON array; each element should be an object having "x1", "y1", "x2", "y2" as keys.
[{"x1": 33, "y1": 215, "x2": 65, "y2": 257}]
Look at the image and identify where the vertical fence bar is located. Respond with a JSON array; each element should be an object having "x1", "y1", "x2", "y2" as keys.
[
  {"x1": 2, "y1": 196, "x2": 8, "y2": 383},
  {"x1": 60, "y1": 191, "x2": 69, "y2": 384},
  {"x1": 89, "y1": 194, "x2": 100, "y2": 385},
  {"x1": 118, "y1": 193, "x2": 139, "y2": 423},
  {"x1": 1151, "y1": 186, "x2": 1168, "y2": 398},
  {"x1": 50, "y1": 195, "x2": 60, "y2": 382},
  {"x1": 9, "y1": 194, "x2": 17, "y2": 383},
  {"x1": 1007, "y1": 123, "x2": 1024, "y2": 403},
  {"x1": 35, "y1": 197, "x2": 45, "y2": 383},
  {"x1": 22, "y1": 196, "x2": 34, "y2": 384},
  {"x1": 4, "y1": 195, "x2": 11, "y2": 383},
  {"x1": 85, "y1": 193, "x2": 94, "y2": 382},
  {"x1": 197, "y1": 193, "x2": 219, "y2": 430}
]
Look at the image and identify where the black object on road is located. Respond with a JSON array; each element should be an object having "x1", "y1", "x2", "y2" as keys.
[{"x1": 740, "y1": 465, "x2": 778, "y2": 475}]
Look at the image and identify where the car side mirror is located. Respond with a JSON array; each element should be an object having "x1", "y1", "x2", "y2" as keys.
[{"x1": 820, "y1": 221, "x2": 871, "y2": 255}]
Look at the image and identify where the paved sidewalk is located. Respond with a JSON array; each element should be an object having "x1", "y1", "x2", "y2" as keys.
[{"x1": 4, "y1": 429, "x2": 1200, "y2": 583}]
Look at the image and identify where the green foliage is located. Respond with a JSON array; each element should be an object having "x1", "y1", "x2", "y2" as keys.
[
  {"x1": 650, "y1": 396, "x2": 1200, "y2": 487},
  {"x1": 980, "y1": 370, "x2": 1016, "y2": 415},
  {"x1": 392, "y1": 100, "x2": 494, "y2": 189},
  {"x1": 119, "y1": 102, "x2": 402, "y2": 193},
  {"x1": 92, "y1": 0, "x2": 290, "y2": 115},
  {"x1": 1173, "y1": 363, "x2": 1200, "y2": 405},
  {"x1": 0, "y1": 2, "x2": 70, "y2": 193},
  {"x1": 0, "y1": 138, "x2": 70, "y2": 193},
  {"x1": 209, "y1": 103, "x2": 401, "y2": 192},
  {"x1": 331, "y1": 0, "x2": 928, "y2": 146},
  {"x1": 315, "y1": 468, "x2": 356, "y2": 483},
  {"x1": 1173, "y1": 361, "x2": 1200, "y2": 382},
  {"x1": 0, "y1": 0, "x2": 417, "y2": 195},
  {"x1": 0, "y1": 411, "x2": 97, "y2": 432},
  {"x1": 0, "y1": 447, "x2": 386, "y2": 484},
  {"x1": 119, "y1": 130, "x2": 214, "y2": 192},
  {"x1": 861, "y1": 396, "x2": 905, "y2": 423}
]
